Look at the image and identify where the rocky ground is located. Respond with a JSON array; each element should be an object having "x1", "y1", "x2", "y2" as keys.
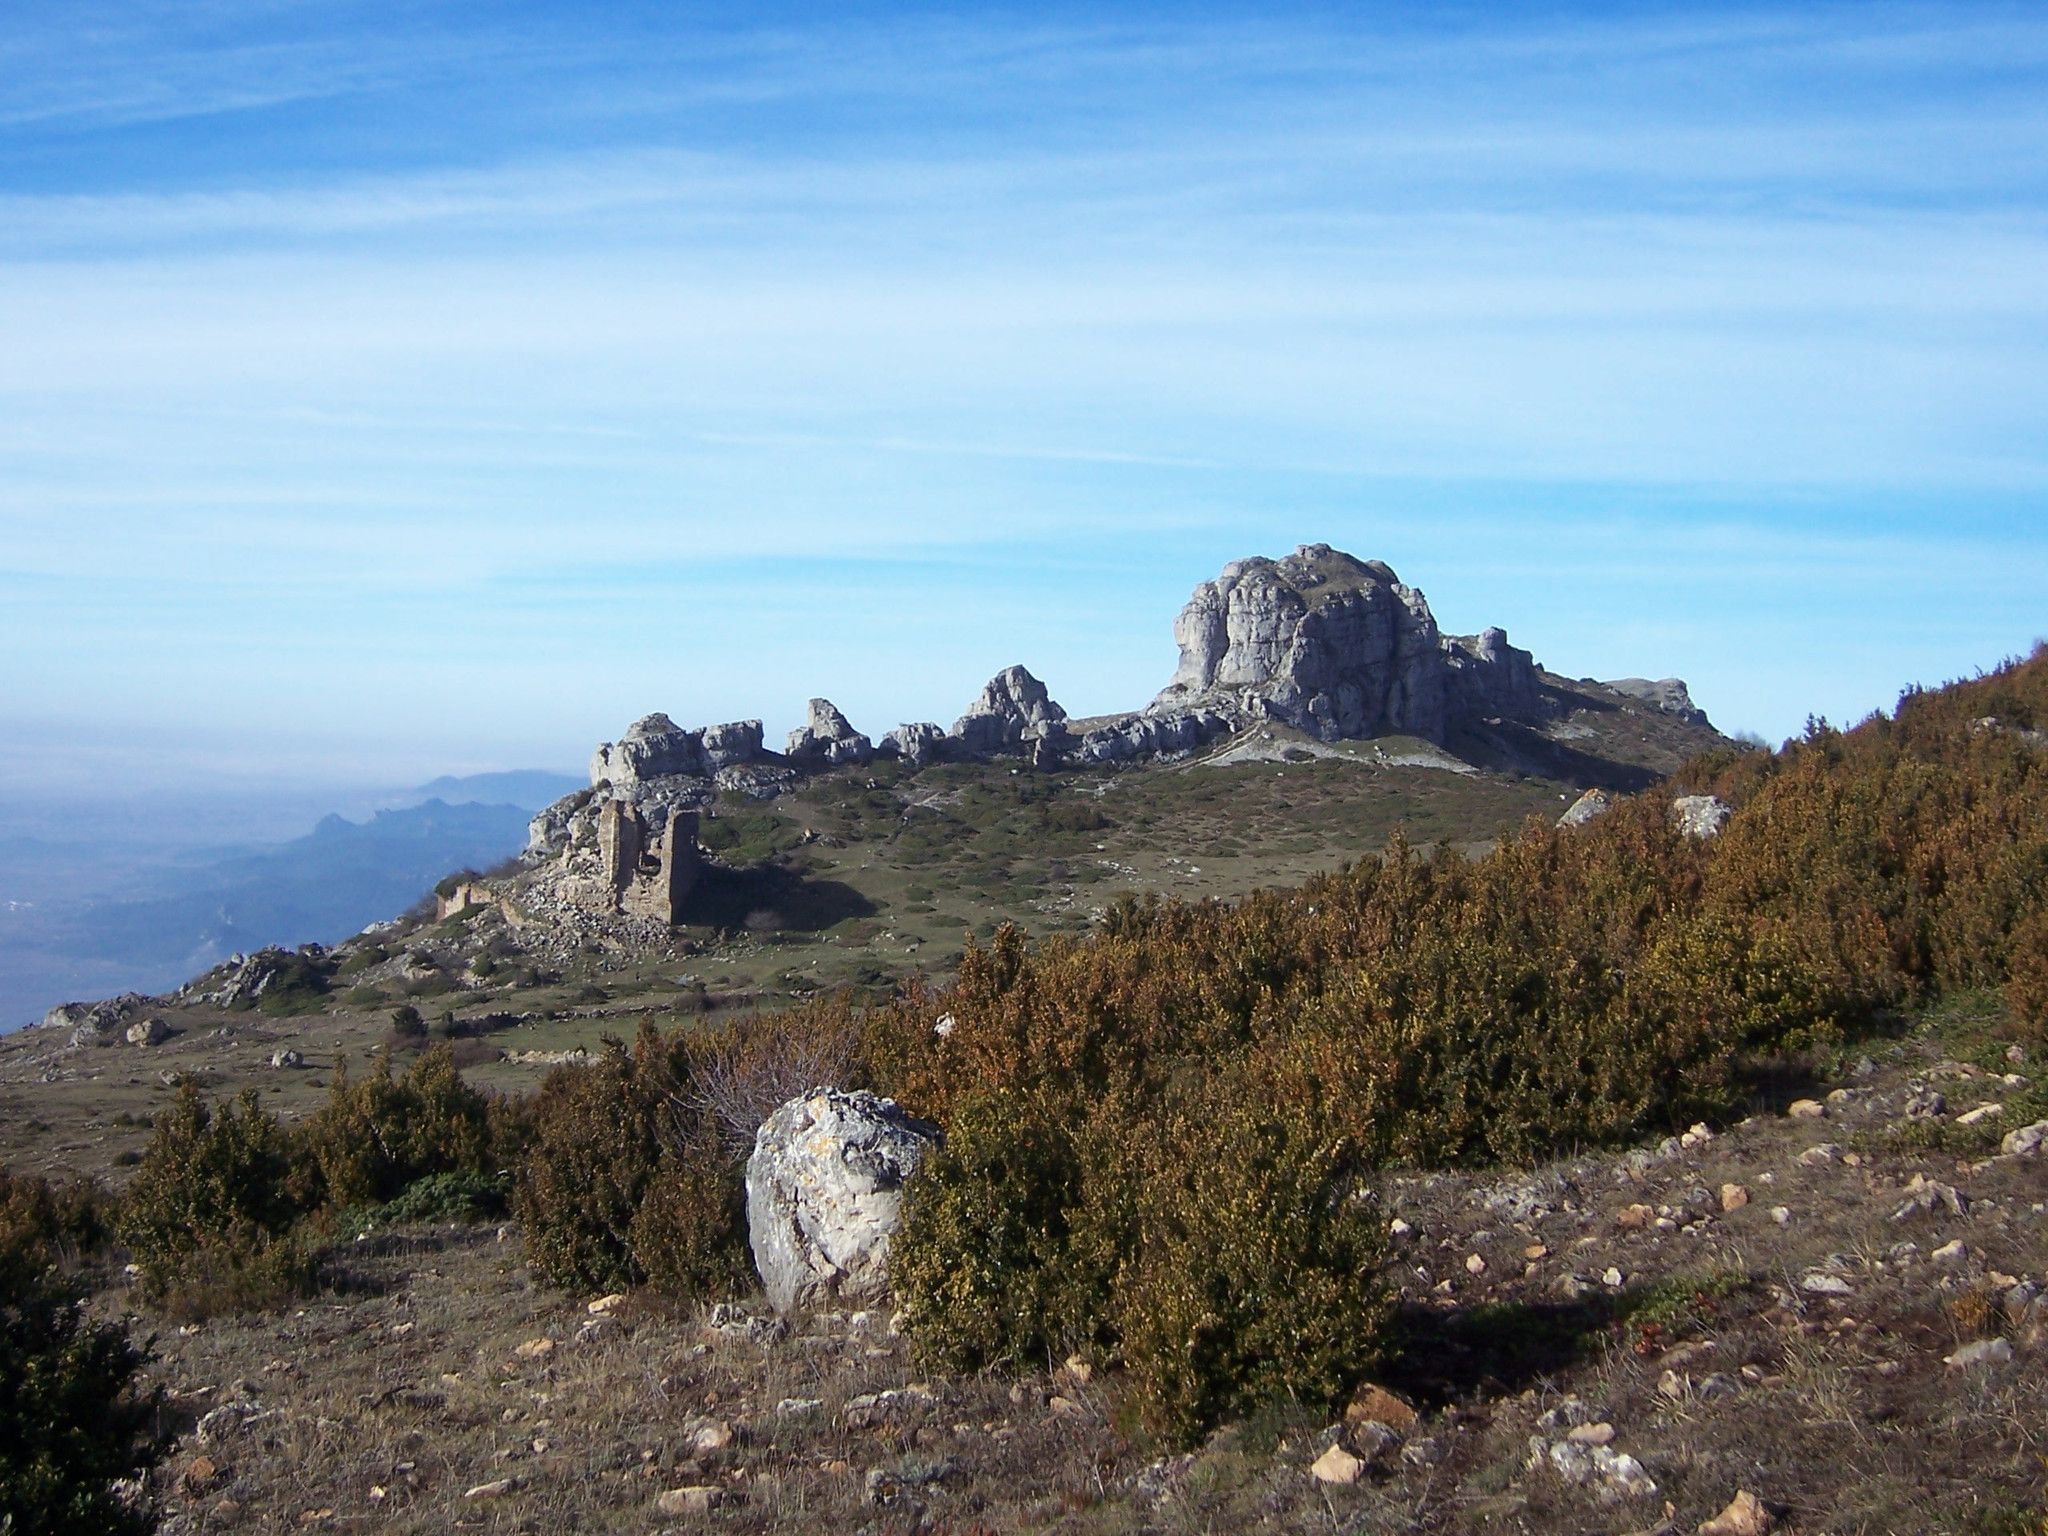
[{"x1": 75, "y1": 991, "x2": 2048, "y2": 1536}]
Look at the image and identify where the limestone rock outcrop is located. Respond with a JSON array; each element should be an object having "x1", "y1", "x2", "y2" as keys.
[
  {"x1": 746, "y1": 1088, "x2": 940, "y2": 1314},
  {"x1": 786, "y1": 699, "x2": 874, "y2": 765},
  {"x1": 591, "y1": 714, "x2": 770, "y2": 788},
  {"x1": 1604, "y1": 678, "x2": 1709, "y2": 727},
  {"x1": 952, "y1": 666, "x2": 1067, "y2": 757},
  {"x1": 880, "y1": 721, "x2": 947, "y2": 765},
  {"x1": 1149, "y1": 545, "x2": 1554, "y2": 745}
]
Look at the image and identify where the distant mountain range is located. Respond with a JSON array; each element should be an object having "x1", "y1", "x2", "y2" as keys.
[{"x1": 0, "y1": 770, "x2": 581, "y2": 1029}]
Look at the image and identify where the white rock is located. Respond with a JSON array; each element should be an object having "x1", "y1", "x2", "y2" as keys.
[
  {"x1": 1944, "y1": 1337, "x2": 2012, "y2": 1368},
  {"x1": 746, "y1": 1088, "x2": 940, "y2": 1314},
  {"x1": 1672, "y1": 795, "x2": 1732, "y2": 839},
  {"x1": 1798, "y1": 1272, "x2": 1853, "y2": 1295},
  {"x1": 2000, "y1": 1119, "x2": 2048, "y2": 1157}
]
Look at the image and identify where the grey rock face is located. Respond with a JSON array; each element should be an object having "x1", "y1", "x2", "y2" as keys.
[
  {"x1": 1153, "y1": 545, "x2": 1452, "y2": 742},
  {"x1": 1671, "y1": 795, "x2": 1732, "y2": 839},
  {"x1": 591, "y1": 715, "x2": 772, "y2": 789},
  {"x1": 592, "y1": 713, "x2": 709, "y2": 786},
  {"x1": 701, "y1": 719, "x2": 766, "y2": 768},
  {"x1": 951, "y1": 666, "x2": 1067, "y2": 757},
  {"x1": 880, "y1": 722, "x2": 948, "y2": 764},
  {"x1": 1604, "y1": 678, "x2": 1710, "y2": 727},
  {"x1": 786, "y1": 699, "x2": 874, "y2": 765},
  {"x1": 1559, "y1": 788, "x2": 1614, "y2": 828},
  {"x1": 1443, "y1": 626, "x2": 1545, "y2": 720},
  {"x1": 1067, "y1": 707, "x2": 1237, "y2": 764},
  {"x1": 746, "y1": 1089, "x2": 940, "y2": 1314}
]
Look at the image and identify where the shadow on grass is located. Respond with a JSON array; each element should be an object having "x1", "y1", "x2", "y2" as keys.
[
  {"x1": 1376, "y1": 1297, "x2": 1619, "y2": 1407},
  {"x1": 681, "y1": 860, "x2": 878, "y2": 934}
]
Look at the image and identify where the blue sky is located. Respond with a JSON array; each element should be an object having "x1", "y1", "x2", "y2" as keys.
[{"x1": 2, "y1": 1, "x2": 2045, "y2": 792}]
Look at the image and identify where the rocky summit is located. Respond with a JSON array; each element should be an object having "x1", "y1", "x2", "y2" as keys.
[{"x1": 532, "y1": 544, "x2": 1709, "y2": 882}]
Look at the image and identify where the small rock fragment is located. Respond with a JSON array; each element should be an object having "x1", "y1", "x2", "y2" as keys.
[
  {"x1": 656, "y1": 1485, "x2": 723, "y2": 1515},
  {"x1": 587, "y1": 1293, "x2": 626, "y2": 1315},
  {"x1": 1944, "y1": 1337, "x2": 2013, "y2": 1368},
  {"x1": 464, "y1": 1479, "x2": 514, "y2": 1500},
  {"x1": 1617, "y1": 1204, "x2": 1655, "y2": 1229},
  {"x1": 691, "y1": 1421, "x2": 733, "y2": 1453},
  {"x1": 1720, "y1": 1184, "x2": 1749, "y2": 1212},
  {"x1": 1797, "y1": 1144, "x2": 1840, "y2": 1167},
  {"x1": 1697, "y1": 1488, "x2": 1778, "y2": 1536},
  {"x1": 1566, "y1": 1422, "x2": 1615, "y2": 1446},
  {"x1": 1788, "y1": 1099, "x2": 1825, "y2": 1119},
  {"x1": 1798, "y1": 1272, "x2": 1853, "y2": 1295},
  {"x1": 1932, "y1": 1239, "x2": 1968, "y2": 1263},
  {"x1": 1310, "y1": 1442, "x2": 1366, "y2": 1485},
  {"x1": 514, "y1": 1337, "x2": 553, "y2": 1359},
  {"x1": 1602, "y1": 1267, "x2": 1624, "y2": 1287},
  {"x1": 1466, "y1": 1253, "x2": 1487, "y2": 1274},
  {"x1": 1524, "y1": 1243, "x2": 1548, "y2": 1260},
  {"x1": 1956, "y1": 1103, "x2": 2004, "y2": 1127}
]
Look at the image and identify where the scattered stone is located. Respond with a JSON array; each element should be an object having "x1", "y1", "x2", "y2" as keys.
[
  {"x1": 2000, "y1": 1120, "x2": 2048, "y2": 1157},
  {"x1": 587, "y1": 1292, "x2": 626, "y2": 1315},
  {"x1": 1311, "y1": 1442, "x2": 1367, "y2": 1484},
  {"x1": 1771, "y1": 1206, "x2": 1791, "y2": 1224},
  {"x1": 514, "y1": 1337, "x2": 553, "y2": 1359},
  {"x1": 183, "y1": 1455, "x2": 219, "y2": 1490},
  {"x1": 1797, "y1": 1144, "x2": 1841, "y2": 1167},
  {"x1": 1529, "y1": 1436, "x2": 1659, "y2": 1499},
  {"x1": 1400, "y1": 1437, "x2": 1441, "y2": 1468},
  {"x1": 1063, "y1": 1355, "x2": 1094, "y2": 1385},
  {"x1": 464, "y1": 1479, "x2": 515, "y2": 1499},
  {"x1": 1798, "y1": 1272, "x2": 1853, "y2": 1296},
  {"x1": 1603, "y1": 1267, "x2": 1625, "y2": 1287},
  {"x1": 1524, "y1": 1243, "x2": 1549, "y2": 1259},
  {"x1": 1892, "y1": 1173, "x2": 1968, "y2": 1220},
  {"x1": 1697, "y1": 1373, "x2": 1741, "y2": 1400},
  {"x1": 1721, "y1": 1183, "x2": 1750, "y2": 1212},
  {"x1": 125, "y1": 1017, "x2": 169, "y2": 1047},
  {"x1": 1932, "y1": 1239, "x2": 1968, "y2": 1264},
  {"x1": 1658, "y1": 1370, "x2": 1686, "y2": 1399},
  {"x1": 269, "y1": 1049, "x2": 303, "y2": 1069},
  {"x1": 747, "y1": 1089, "x2": 941, "y2": 1314},
  {"x1": 1787, "y1": 1099, "x2": 1826, "y2": 1119},
  {"x1": 1388, "y1": 1217, "x2": 1412, "y2": 1237},
  {"x1": 1956, "y1": 1103, "x2": 2005, "y2": 1127},
  {"x1": 1681, "y1": 1121, "x2": 1716, "y2": 1147},
  {"x1": 690, "y1": 1421, "x2": 733, "y2": 1453},
  {"x1": 1617, "y1": 1204, "x2": 1656, "y2": 1229},
  {"x1": 1465, "y1": 1253, "x2": 1487, "y2": 1274},
  {"x1": 774, "y1": 1398, "x2": 823, "y2": 1417},
  {"x1": 1905, "y1": 1087, "x2": 1948, "y2": 1119},
  {"x1": 656, "y1": 1485, "x2": 723, "y2": 1516},
  {"x1": 1567, "y1": 1422, "x2": 1616, "y2": 1446},
  {"x1": 1944, "y1": 1337, "x2": 2013, "y2": 1368},
  {"x1": 1698, "y1": 1489, "x2": 1778, "y2": 1536},
  {"x1": 1346, "y1": 1420, "x2": 1402, "y2": 1461}
]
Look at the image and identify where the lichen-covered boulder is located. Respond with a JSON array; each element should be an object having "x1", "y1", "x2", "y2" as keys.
[
  {"x1": 1672, "y1": 794, "x2": 1732, "y2": 839},
  {"x1": 746, "y1": 1089, "x2": 940, "y2": 1314}
]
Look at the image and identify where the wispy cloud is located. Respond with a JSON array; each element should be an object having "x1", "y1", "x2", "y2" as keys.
[{"x1": 0, "y1": 3, "x2": 2043, "y2": 768}]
